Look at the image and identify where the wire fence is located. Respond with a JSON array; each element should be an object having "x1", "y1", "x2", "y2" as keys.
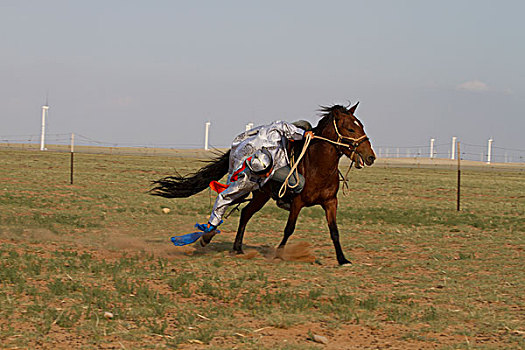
[
  {"x1": 0, "y1": 133, "x2": 207, "y2": 157},
  {"x1": 374, "y1": 142, "x2": 524, "y2": 164},
  {"x1": 0, "y1": 133, "x2": 202, "y2": 149},
  {"x1": 1, "y1": 133, "x2": 524, "y2": 164}
]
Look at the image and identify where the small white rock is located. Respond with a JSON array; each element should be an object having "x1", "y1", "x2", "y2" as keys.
[
  {"x1": 104, "y1": 311, "x2": 114, "y2": 319},
  {"x1": 162, "y1": 208, "x2": 171, "y2": 214},
  {"x1": 313, "y1": 334, "x2": 329, "y2": 344}
]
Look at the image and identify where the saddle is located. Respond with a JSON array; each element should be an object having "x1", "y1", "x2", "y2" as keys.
[{"x1": 270, "y1": 120, "x2": 312, "y2": 208}]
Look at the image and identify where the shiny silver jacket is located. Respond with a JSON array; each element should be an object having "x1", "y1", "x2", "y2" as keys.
[{"x1": 209, "y1": 121, "x2": 305, "y2": 226}]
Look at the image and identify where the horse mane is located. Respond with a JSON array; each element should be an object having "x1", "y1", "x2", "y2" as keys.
[
  {"x1": 314, "y1": 103, "x2": 364, "y2": 132},
  {"x1": 287, "y1": 105, "x2": 348, "y2": 156},
  {"x1": 313, "y1": 104, "x2": 348, "y2": 133}
]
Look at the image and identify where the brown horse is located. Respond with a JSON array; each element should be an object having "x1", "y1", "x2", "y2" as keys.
[{"x1": 151, "y1": 103, "x2": 375, "y2": 265}]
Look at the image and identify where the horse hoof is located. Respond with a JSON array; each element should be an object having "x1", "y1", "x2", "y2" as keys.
[
  {"x1": 230, "y1": 249, "x2": 244, "y2": 255},
  {"x1": 274, "y1": 247, "x2": 285, "y2": 260},
  {"x1": 198, "y1": 237, "x2": 208, "y2": 247},
  {"x1": 339, "y1": 260, "x2": 352, "y2": 267},
  {"x1": 200, "y1": 232, "x2": 216, "y2": 247}
]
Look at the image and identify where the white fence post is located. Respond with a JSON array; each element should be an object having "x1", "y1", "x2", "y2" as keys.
[
  {"x1": 204, "y1": 121, "x2": 211, "y2": 151},
  {"x1": 40, "y1": 105, "x2": 49, "y2": 151},
  {"x1": 487, "y1": 138, "x2": 493, "y2": 164},
  {"x1": 430, "y1": 138, "x2": 435, "y2": 158},
  {"x1": 451, "y1": 136, "x2": 457, "y2": 160}
]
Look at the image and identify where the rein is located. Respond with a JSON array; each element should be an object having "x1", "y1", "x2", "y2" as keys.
[{"x1": 278, "y1": 119, "x2": 369, "y2": 198}]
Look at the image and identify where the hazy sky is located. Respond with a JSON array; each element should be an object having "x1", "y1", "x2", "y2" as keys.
[{"x1": 1, "y1": 0, "x2": 524, "y2": 152}]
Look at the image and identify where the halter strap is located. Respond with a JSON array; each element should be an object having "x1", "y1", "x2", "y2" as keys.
[
  {"x1": 312, "y1": 119, "x2": 369, "y2": 150},
  {"x1": 331, "y1": 119, "x2": 369, "y2": 147}
]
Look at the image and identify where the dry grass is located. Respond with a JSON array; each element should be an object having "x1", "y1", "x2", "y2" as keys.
[{"x1": 0, "y1": 148, "x2": 523, "y2": 349}]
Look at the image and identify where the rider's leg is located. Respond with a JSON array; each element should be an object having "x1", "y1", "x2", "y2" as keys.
[
  {"x1": 270, "y1": 166, "x2": 305, "y2": 210},
  {"x1": 271, "y1": 166, "x2": 305, "y2": 193}
]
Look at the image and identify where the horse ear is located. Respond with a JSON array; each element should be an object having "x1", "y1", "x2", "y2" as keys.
[{"x1": 349, "y1": 101, "x2": 359, "y2": 114}]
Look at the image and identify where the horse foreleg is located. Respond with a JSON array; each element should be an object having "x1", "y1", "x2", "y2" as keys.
[
  {"x1": 322, "y1": 198, "x2": 351, "y2": 266},
  {"x1": 232, "y1": 191, "x2": 270, "y2": 254},
  {"x1": 275, "y1": 202, "x2": 302, "y2": 259}
]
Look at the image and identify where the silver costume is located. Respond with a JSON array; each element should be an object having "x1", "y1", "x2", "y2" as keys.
[{"x1": 208, "y1": 121, "x2": 306, "y2": 226}]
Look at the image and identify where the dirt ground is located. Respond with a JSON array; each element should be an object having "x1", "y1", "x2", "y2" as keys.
[{"x1": 1, "y1": 225, "x2": 521, "y2": 350}]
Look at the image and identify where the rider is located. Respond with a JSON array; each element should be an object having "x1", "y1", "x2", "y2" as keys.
[{"x1": 197, "y1": 120, "x2": 313, "y2": 237}]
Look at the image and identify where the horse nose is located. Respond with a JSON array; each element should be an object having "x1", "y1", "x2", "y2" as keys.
[{"x1": 367, "y1": 155, "x2": 376, "y2": 164}]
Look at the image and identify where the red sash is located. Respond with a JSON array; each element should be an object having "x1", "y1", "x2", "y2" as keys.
[
  {"x1": 209, "y1": 180, "x2": 229, "y2": 194},
  {"x1": 209, "y1": 157, "x2": 251, "y2": 194}
]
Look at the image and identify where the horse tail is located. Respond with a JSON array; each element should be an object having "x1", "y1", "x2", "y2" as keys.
[{"x1": 150, "y1": 150, "x2": 230, "y2": 198}]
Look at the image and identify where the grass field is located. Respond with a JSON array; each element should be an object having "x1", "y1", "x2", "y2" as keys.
[{"x1": 0, "y1": 149, "x2": 523, "y2": 349}]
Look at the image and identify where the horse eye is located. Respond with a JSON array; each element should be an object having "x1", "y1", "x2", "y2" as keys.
[{"x1": 347, "y1": 128, "x2": 355, "y2": 133}]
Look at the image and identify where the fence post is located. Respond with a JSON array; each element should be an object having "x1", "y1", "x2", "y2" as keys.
[
  {"x1": 457, "y1": 141, "x2": 460, "y2": 211},
  {"x1": 451, "y1": 136, "x2": 457, "y2": 160},
  {"x1": 70, "y1": 133, "x2": 75, "y2": 185},
  {"x1": 40, "y1": 105, "x2": 49, "y2": 151},
  {"x1": 486, "y1": 138, "x2": 493, "y2": 164},
  {"x1": 430, "y1": 138, "x2": 435, "y2": 158},
  {"x1": 204, "y1": 122, "x2": 211, "y2": 151}
]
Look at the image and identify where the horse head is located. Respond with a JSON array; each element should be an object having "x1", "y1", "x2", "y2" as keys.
[{"x1": 319, "y1": 103, "x2": 376, "y2": 168}]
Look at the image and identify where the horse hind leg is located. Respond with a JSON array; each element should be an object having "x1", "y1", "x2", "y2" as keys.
[
  {"x1": 275, "y1": 202, "x2": 302, "y2": 259},
  {"x1": 232, "y1": 191, "x2": 270, "y2": 254}
]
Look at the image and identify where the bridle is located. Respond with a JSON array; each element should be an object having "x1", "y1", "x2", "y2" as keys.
[
  {"x1": 313, "y1": 119, "x2": 369, "y2": 159},
  {"x1": 313, "y1": 118, "x2": 370, "y2": 195}
]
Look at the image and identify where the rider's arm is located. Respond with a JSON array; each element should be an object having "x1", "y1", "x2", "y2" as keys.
[{"x1": 274, "y1": 121, "x2": 308, "y2": 141}]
